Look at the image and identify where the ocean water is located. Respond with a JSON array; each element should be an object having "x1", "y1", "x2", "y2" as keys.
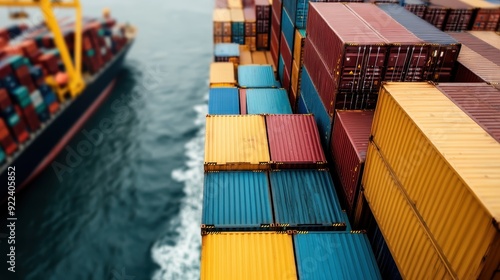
[{"x1": 0, "y1": 0, "x2": 211, "y2": 279}]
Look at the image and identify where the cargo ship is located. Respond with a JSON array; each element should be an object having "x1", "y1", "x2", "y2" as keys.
[
  {"x1": 202, "y1": 0, "x2": 499, "y2": 279},
  {"x1": 0, "y1": 1, "x2": 135, "y2": 203}
]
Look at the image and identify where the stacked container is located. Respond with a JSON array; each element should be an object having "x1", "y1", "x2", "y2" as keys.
[
  {"x1": 361, "y1": 82, "x2": 500, "y2": 279},
  {"x1": 213, "y1": 9, "x2": 232, "y2": 44}
]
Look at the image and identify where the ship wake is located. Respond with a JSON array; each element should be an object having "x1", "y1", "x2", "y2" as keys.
[{"x1": 151, "y1": 103, "x2": 206, "y2": 280}]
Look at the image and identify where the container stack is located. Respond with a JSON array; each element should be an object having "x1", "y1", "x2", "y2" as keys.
[
  {"x1": 357, "y1": 82, "x2": 500, "y2": 279},
  {"x1": 203, "y1": 12, "x2": 384, "y2": 276},
  {"x1": 0, "y1": 18, "x2": 127, "y2": 164}
]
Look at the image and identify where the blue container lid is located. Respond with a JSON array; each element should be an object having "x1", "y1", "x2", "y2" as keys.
[
  {"x1": 214, "y1": 43, "x2": 240, "y2": 57},
  {"x1": 7, "y1": 112, "x2": 19, "y2": 127},
  {"x1": 13, "y1": 86, "x2": 29, "y2": 99},
  {"x1": 208, "y1": 87, "x2": 240, "y2": 115},
  {"x1": 246, "y1": 88, "x2": 292, "y2": 114},
  {"x1": 0, "y1": 147, "x2": 5, "y2": 163},
  {"x1": 238, "y1": 65, "x2": 277, "y2": 88}
]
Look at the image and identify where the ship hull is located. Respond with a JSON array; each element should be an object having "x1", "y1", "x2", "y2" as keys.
[{"x1": 0, "y1": 41, "x2": 133, "y2": 203}]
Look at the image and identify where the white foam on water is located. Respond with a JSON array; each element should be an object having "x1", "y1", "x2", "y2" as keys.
[{"x1": 151, "y1": 103, "x2": 207, "y2": 280}]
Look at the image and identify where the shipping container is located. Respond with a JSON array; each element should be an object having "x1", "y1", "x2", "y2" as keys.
[
  {"x1": 255, "y1": 0, "x2": 271, "y2": 50},
  {"x1": 213, "y1": 8, "x2": 232, "y2": 42},
  {"x1": 239, "y1": 89, "x2": 247, "y2": 115},
  {"x1": 448, "y1": 32, "x2": 500, "y2": 66},
  {"x1": 436, "y1": 83, "x2": 500, "y2": 142},
  {"x1": 453, "y1": 45, "x2": 500, "y2": 84},
  {"x1": 330, "y1": 110, "x2": 374, "y2": 215},
  {"x1": 281, "y1": 8, "x2": 295, "y2": 56},
  {"x1": 238, "y1": 65, "x2": 277, "y2": 88},
  {"x1": 227, "y1": 0, "x2": 242, "y2": 9},
  {"x1": 214, "y1": 43, "x2": 240, "y2": 63},
  {"x1": 279, "y1": 32, "x2": 292, "y2": 86},
  {"x1": 453, "y1": 61, "x2": 485, "y2": 83},
  {"x1": 208, "y1": 87, "x2": 240, "y2": 115},
  {"x1": 210, "y1": 62, "x2": 236, "y2": 87},
  {"x1": 297, "y1": 92, "x2": 308, "y2": 114},
  {"x1": 404, "y1": 0, "x2": 427, "y2": 18},
  {"x1": 468, "y1": 31, "x2": 500, "y2": 51},
  {"x1": 353, "y1": 193, "x2": 402, "y2": 280},
  {"x1": 460, "y1": 0, "x2": 500, "y2": 31},
  {"x1": 269, "y1": 169, "x2": 345, "y2": 230},
  {"x1": 294, "y1": 232, "x2": 382, "y2": 279},
  {"x1": 251, "y1": 51, "x2": 267, "y2": 64},
  {"x1": 246, "y1": 88, "x2": 292, "y2": 114},
  {"x1": 431, "y1": 0, "x2": 474, "y2": 31},
  {"x1": 201, "y1": 232, "x2": 297, "y2": 280},
  {"x1": 244, "y1": 7, "x2": 257, "y2": 50},
  {"x1": 345, "y1": 3, "x2": 428, "y2": 82},
  {"x1": 300, "y1": 67, "x2": 332, "y2": 151},
  {"x1": 230, "y1": 8, "x2": 245, "y2": 44},
  {"x1": 239, "y1": 47, "x2": 253, "y2": 65},
  {"x1": 202, "y1": 171, "x2": 273, "y2": 231},
  {"x1": 307, "y1": 3, "x2": 388, "y2": 92},
  {"x1": 290, "y1": 60, "x2": 300, "y2": 107},
  {"x1": 270, "y1": 3, "x2": 281, "y2": 66},
  {"x1": 363, "y1": 142, "x2": 457, "y2": 279},
  {"x1": 378, "y1": 4, "x2": 461, "y2": 82},
  {"x1": 292, "y1": 29, "x2": 305, "y2": 65},
  {"x1": 266, "y1": 114, "x2": 326, "y2": 168},
  {"x1": 369, "y1": 82, "x2": 500, "y2": 279},
  {"x1": 204, "y1": 115, "x2": 270, "y2": 171}
]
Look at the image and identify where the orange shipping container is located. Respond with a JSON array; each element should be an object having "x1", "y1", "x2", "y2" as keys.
[
  {"x1": 209, "y1": 62, "x2": 236, "y2": 87},
  {"x1": 367, "y1": 82, "x2": 500, "y2": 279}
]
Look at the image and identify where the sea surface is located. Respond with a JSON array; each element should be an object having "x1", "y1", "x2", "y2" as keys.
[{"x1": 0, "y1": 0, "x2": 211, "y2": 279}]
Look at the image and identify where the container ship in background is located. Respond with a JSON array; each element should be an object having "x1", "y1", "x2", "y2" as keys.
[
  {"x1": 0, "y1": 1, "x2": 135, "y2": 203},
  {"x1": 202, "y1": 0, "x2": 499, "y2": 279}
]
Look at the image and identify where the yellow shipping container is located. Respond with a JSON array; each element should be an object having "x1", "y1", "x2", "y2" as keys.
[
  {"x1": 239, "y1": 48, "x2": 252, "y2": 65},
  {"x1": 370, "y1": 82, "x2": 500, "y2": 279},
  {"x1": 293, "y1": 29, "x2": 306, "y2": 64},
  {"x1": 209, "y1": 62, "x2": 236, "y2": 87},
  {"x1": 230, "y1": 8, "x2": 244, "y2": 24},
  {"x1": 363, "y1": 143, "x2": 454, "y2": 279},
  {"x1": 251, "y1": 51, "x2": 268, "y2": 65},
  {"x1": 205, "y1": 115, "x2": 270, "y2": 171},
  {"x1": 201, "y1": 232, "x2": 297, "y2": 280},
  {"x1": 227, "y1": 0, "x2": 243, "y2": 9},
  {"x1": 291, "y1": 59, "x2": 300, "y2": 100}
]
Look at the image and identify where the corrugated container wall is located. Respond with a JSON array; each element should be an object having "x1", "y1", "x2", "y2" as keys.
[
  {"x1": 452, "y1": 45, "x2": 500, "y2": 84},
  {"x1": 202, "y1": 171, "x2": 273, "y2": 230},
  {"x1": 436, "y1": 83, "x2": 500, "y2": 142},
  {"x1": 213, "y1": 9, "x2": 232, "y2": 44},
  {"x1": 266, "y1": 114, "x2": 326, "y2": 168},
  {"x1": 345, "y1": 3, "x2": 428, "y2": 82},
  {"x1": 377, "y1": 4, "x2": 460, "y2": 82},
  {"x1": 201, "y1": 232, "x2": 297, "y2": 280},
  {"x1": 245, "y1": 88, "x2": 292, "y2": 114},
  {"x1": 208, "y1": 87, "x2": 240, "y2": 115},
  {"x1": 209, "y1": 62, "x2": 236, "y2": 87},
  {"x1": 331, "y1": 110, "x2": 373, "y2": 215},
  {"x1": 204, "y1": 115, "x2": 270, "y2": 171},
  {"x1": 269, "y1": 169, "x2": 346, "y2": 230},
  {"x1": 362, "y1": 142, "x2": 456, "y2": 279},
  {"x1": 230, "y1": 9, "x2": 245, "y2": 45},
  {"x1": 468, "y1": 31, "x2": 500, "y2": 51},
  {"x1": 294, "y1": 232, "x2": 382, "y2": 280},
  {"x1": 370, "y1": 82, "x2": 500, "y2": 279},
  {"x1": 237, "y1": 65, "x2": 277, "y2": 88},
  {"x1": 447, "y1": 32, "x2": 500, "y2": 66}
]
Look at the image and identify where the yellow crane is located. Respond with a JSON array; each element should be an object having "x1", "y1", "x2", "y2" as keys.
[{"x1": 0, "y1": 0, "x2": 85, "y2": 97}]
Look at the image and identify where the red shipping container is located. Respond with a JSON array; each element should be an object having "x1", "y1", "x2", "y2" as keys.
[
  {"x1": 38, "y1": 53, "x2": 59, "y2": 74},
  {"x1": 454, "y1": 45, "x2": 500, "y2": 84},
  {"x1": 453, "y1": 62, "x2": 485, "y2": 83},
  {"x1": 266, "y1": 114, "x2": 327, "y2": 169},
  {"x1": 303, "y1": 38, "x2": 337, "y2": 115},
  {"x1": 472, "y1": 9, "x2": 500, "y2": 31},
  {"x1": 20, "y1": 104, "x2": 40, "y2": 132},
  {"x1": 282, "y1": 62, "x2": 291, "y2": 92},
  {"x1": 0, "y1": 119, "x2": 18, "y2": 155},
  {"x1": 0, "y1": 88, "x2": 12, "y2": 110},
  {"x1": 272, "y1": 0, "x2": 282, "y2": 24},
  {"x1": 424, "y1": 6, "x2": 449, "y2": 30},
  {"x1": 49, "y1": 101, "x2": 60, "y2": 115},
  {"x1": 239, "y1": 89, "x2": 247, "y2": 115},
  {"x1": 19, "y1": 40, "x2": 40, "y2": 60},
  {"x1": 270, "y1": 19, "x2": 280, "y2": 70},
  {"x1": 10, "y1": 109, "x2": 29, "y2": 144},
  {"x1": 447, "y1": 32, "x2": 500, "y2": 66},
  {"x1": 437, "y1": 83, "x2": 500, "y2": 143},
  {"x1": 330, "y1": 110, "x2": 374, "y2": 214},
  {"x1": 345, "y1": 3, "x2": 428, "y2": 82}
]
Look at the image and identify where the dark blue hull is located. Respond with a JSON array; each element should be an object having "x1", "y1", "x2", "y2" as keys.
[{"x1": 0, "y1": 41, "x2": 133, "y2": 203}]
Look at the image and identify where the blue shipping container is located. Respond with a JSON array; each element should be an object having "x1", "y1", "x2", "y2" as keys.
[
  {"x1": 246, "y1": 88, "x2": 292, "y2": 114},
  {"x1": 270, "y1": 170, "x2": 345, "y2": 228},
  {"x1": 297, "y1": 93, "x2": 308, "y2": 114},
  {"x1": 238, "y1": 65, "x2": 277, "y2": 88},
  {"x1": 300, "y1": 67, "x2": 332, "y2": 151},
  {"x1": 294, "y1": 232, "x2": 383, "y2": 280},
  {"x1": 214, "y1": 43, "x2": 240, "y2": 58},
  {"x1": 278, "y1": 55, "x2": 285, "y2": 84},
  {"x1": 202, "y1": 171, "x2": 273, "y2": 228},
  {"x1": 283, "y1": 0, "x2": 309, "y2": 29},
  {"x1": 208, "y1": 87, "x2": 240, "y2": 115},
  {"x1": 281, "y1": 8, "x2": 295, "y2": 53}
]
